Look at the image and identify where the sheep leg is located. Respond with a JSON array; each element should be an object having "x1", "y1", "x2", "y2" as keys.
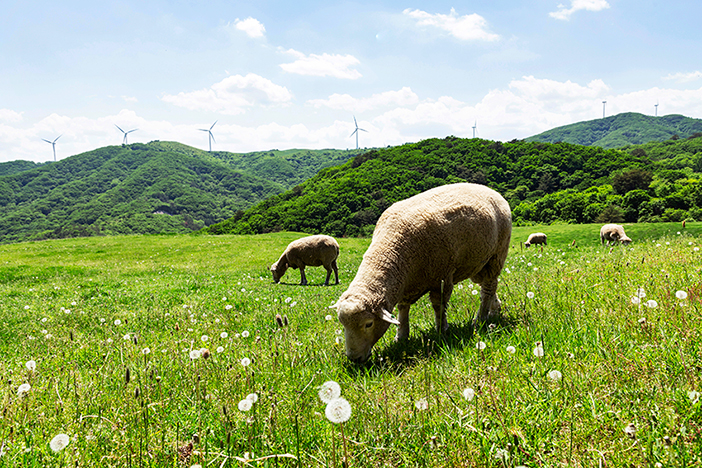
[
  {"x1": 429, "y1": 281, "x2": 452, "y2": 334},
  {"x1": 300, "y1": 267, "x2": 307, "y2": 286},
  {"x1": 332, "y1": 259, "x2": 339, "y2": 285},
  {"x1": 395, "y1": 303, "x2": 411, "y2": 341},
  {"x1": 473, "y1": 278, "x2": 499, "y2": 327},
  {"x1": 323, "y1": 266, "x2": 332, "y2": 286}
]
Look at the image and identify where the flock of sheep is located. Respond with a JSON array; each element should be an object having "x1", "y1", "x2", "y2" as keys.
[{"x1": 269, "y1": 183, "x2": 634, "y2": 363}]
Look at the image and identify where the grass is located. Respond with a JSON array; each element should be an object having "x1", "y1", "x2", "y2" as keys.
[{"x1": 1, "y1": 224, "x2": 701, "y2": 467}]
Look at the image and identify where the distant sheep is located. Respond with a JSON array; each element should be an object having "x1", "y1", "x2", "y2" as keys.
[
  {"x1": 331, "y1": 183, "x2": 512, "y2": 362},
  {"x1": 525, "y1": 232, "x2": 547, "y2": 248},
  {"x1": 600, "y1": 224, "x2": 632, "y2": 246},
  {"x1": 270, "y1": 235, "x2": 339, "y2": 286}
]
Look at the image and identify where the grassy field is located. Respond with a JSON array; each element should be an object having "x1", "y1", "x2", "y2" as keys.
[{"x1": 1, "y1": 223, "x2": 701, "y2": 467}]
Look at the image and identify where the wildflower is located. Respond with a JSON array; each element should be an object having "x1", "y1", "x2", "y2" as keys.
[
  {"x1": 548, "y1": 370, "x2": 562, "y2": 382},
  {"x1": 533, "y1": 343, "x2": 544, "y2": 357},
  {"x1": 25, "y1": 360, "x2": 36, "y2": 372},
  {"x1": 201, "y1": 335, "x2": 209, "y2": 342},
  {"x1": 114, "y1": 319, "x2": 122, "y2": 326},
  {"x1": 645, "y1": 300, "x2": 658, "y2": 308},
  {"x1": 636, "y1": 288, "x2": 646, "y2": 298},
  {"x1": 247, "y1": 393, "x2": 258, "y2": 403},
  {"x1": 49, "y1": 433, "x2": 70, "y2": 452},
  {"x1": 325, "y1": 314, "x2": 333, "y2": 321},
  {"x1": 638, "y1": 317, "x2": 647, "y2": 326},
  {"x1": 471, "y1": 289, "x2": 479, "y2": 295},
  {"x1": 24, "y1": 305, "x2": 30, "y2": 310},
  {"x1": 476, "y1": 341, "x2": 486, "y2": 350},
  {"x1": 688, "y1": 390, "x2": 700, "y2": 404},
  {"x1": 624, "y1": 423, "x2": 637, "y2": 439},
  {"x1": 335, "y1": 336, "x2": 343, "y2": 344},
  {"x1": 415, "y1": 398, "x2": 429, "y2": 411},
  {"x1": 17, "y1": 383, "x2": 31, "y2": 397},
  {"x1": 123, "y1": 334, "x2": 130, "y2": 341},
  {"x1": 318, "y1": 381, "x2": 341, "y2": 403},
  {"x1": 676, "y1": 290, "x2": 688, "y2": 300},
  {"x1": 325, "y1": 398, "x2": 352, "y2": 423},
  {"x1": 463, "y1": 387, "x2": 476, "y2": 401},
  {"x1": 238, "y1": 399, "x2": 253, "y2": 412},
  {"x1": 216, "y1": 346, "x2": 224, "y2": 353},
  {"x1": 220, "y1": 332, "x2": 228, "y2": 339},
  {"x1": 189, "y1": 349, "x2": 201, "y2": 360},
  {"x1": 290, "y1": 301, "x2": 297, "y2": 307},
  {"x1": 142, "y1": 348, "x2": 151, "y2": 355},
  {"x1": 225, "y1": 304, "x2": 233, "y2": 310},
  {"x1": 285, "y1": 297, "x2": 292, "y2": 303},
  {"x1": 526, "y1": 291, "x2": 535, "y2": 299},
  {"x1": 241, "y1": 357, "x2": 251, "y2": 367},
  {"x1": 241, "y1": 331, "x2": 250, "y2": 338},
  {"x1": 506, "y1": 345, "x2": 516, "y2": 354}
]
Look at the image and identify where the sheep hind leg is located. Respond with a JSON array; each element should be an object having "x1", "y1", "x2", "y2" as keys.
[
  {"x1": 300, "y1": 267, "x2": 308, "y2": 286},
  {"x1": 395, "y1": 303, "x2": 411, "y2": 341},
  {"x1": 323, "y1": 266, "x2": 332, "y2": 286},
  {"x1": 332, "y1": 259, "x2": 339, "y2": 285},
  {"x1": 473, "y1": 278, "x2": 500, "y2": 327},
  {"x1": 429, "y1": 281, "x2": 452, "y2": 334}
]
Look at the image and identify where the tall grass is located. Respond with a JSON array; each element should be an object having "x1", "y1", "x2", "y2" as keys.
[{"x1": 1, "y1": 225, "x2": 701, "y2": 467}]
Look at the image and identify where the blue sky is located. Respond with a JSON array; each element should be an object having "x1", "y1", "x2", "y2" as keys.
[{"x1": 1, "y1": 0, "x2": 701, "y2": 162}]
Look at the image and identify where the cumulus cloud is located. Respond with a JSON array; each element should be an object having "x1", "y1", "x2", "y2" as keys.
[
  {"x1": 403, "y1": 8, "x2": 499, "y2": 41},
  {"x1": 663, "y1": 71, "x2": 702, "y2": 83},
  {"x1": 279, "y1": 49, "x2": 362, "y2": 79},
  {"x1": 233, "y1": 17, "x2": 266, "y2": 38},
  {"x1": 550, "y1": 0, "x2": 611, "y2": 21},
  {"x1": 161, "y1": 74, "x2": 293, "y2": 114},
  {"x1": 0, "y1": 109, "x2": 23, "y2": 123},
  {"x1": 307, "y1": 87, "x2": 419, "y2": 112}
]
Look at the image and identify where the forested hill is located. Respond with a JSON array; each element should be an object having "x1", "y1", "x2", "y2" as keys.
[
  {"x1": 0, "y1": 142, "x2": 356, "y2": 243},
  {"x1": 203, "y1": 135, "x2": 702, "y2": 237},
  {"x1": 525, "y1": 112, "x2": 702, "y2": 149}
]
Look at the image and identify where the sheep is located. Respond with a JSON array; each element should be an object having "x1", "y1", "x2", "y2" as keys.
[
  {"x1": 524, "y1": 232, "x2": 547, "y2": 248},
  {"x1": 270, "y1": 235, "x2": 340, "y2": 286},
  {"x1": 330, "y1": 183, "x2": 512, "y2": 362},
  {"x1": 600, "y1": 224, "x2": 632, "y2": 246}
]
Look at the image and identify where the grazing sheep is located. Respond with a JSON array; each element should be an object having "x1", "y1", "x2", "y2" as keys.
[
  {"x1": 525, "y1": 232, "x2": 547, "y2": 248},
  {"x1": 330, "y1": 183, "x2": 512, "y2": 362},
  {"x1": 270, "y1": 235, "x2": 339, "y2": 286},
  {"x1": 600, "y1": 224, "x2": 632, "y2": 246}
]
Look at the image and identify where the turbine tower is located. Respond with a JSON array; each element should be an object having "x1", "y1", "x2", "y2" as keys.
[
  {"x1": 655, "y1": 102, "x2": 659, "y2": 117},
  {"x1": 602, "y1": 100, "x2": 607, "y2": 119},
  {"x1": 472, "y1": 121, "x2": 477, "y2": 138},
  {"x1": 42, "y1": 135, "x2": 61, "y2": 162},
  {"x1": 349, "y1": 116, "x2": 367, "y2": 150},
  {"x1": 115, "y1": 124, "x2": 138, "y2": 145},
  {"x1": 199, "y1": 120, "x2": 217, "y2": 152}
]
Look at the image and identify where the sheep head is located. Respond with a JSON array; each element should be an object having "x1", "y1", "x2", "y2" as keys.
[
  {"x1": 620, "y1": 236, "x2": 632, "y2": 246},
  {"x1": 270, "y1": 260, "x2": 288, "y2": 283},
  {"x1": 331, "y1": 297, "x2": 399, "y2": 363}
]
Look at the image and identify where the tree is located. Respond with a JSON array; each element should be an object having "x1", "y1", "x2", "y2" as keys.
[
  {"x1": 612, "y1": 169, "x2": 653, "y2": 195},
  {"x1": 595, "y1": 205, "x2": 624, "y2": 223}
]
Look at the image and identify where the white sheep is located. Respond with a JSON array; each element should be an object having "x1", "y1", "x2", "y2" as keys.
[
  {"x1": 270, "y1": 235, "x2": 340, "y2": 286},
  {"x1": 600, "y1": 224, "x2": 632, "y2": 246},
  {"x1": 525, "y1": 232, "x2": 547, "y2": 248},
  {"x1": 330, "y1": 183, "x2": 512, "y2": 362}
]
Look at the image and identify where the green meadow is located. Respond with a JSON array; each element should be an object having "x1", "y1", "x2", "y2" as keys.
[{"x1": 1, "y1": 223, "x2": 701, "y2": 467}]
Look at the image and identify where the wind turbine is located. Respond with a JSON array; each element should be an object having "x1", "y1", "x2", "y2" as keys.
[
  {"x1": 472, "y1": 121, "x2": 478, "y2": 138},
  {"x1": 602, "y1": 100, "x2": 607, "y2": 119},
  {"x1": 42, "y1": 135, "x2": 61, "y2": 162},
  {"x1": 349, "y1": 116, "x2": 367, "y2": 150},
  {"x1": 199, "y1": 120, "x2": 217, "y2": 152},
  {"x1": 115, "y1": 124, "x2": 138, "y2": 145},
  {"x1": 655, "y1": 102, "x2": 659, "y2": 117}
]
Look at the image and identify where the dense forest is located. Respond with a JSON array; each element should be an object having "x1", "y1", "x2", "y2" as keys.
[
  {"x1": 0, "y1": 142, "x2": 356, "y2": 243},
  {"x1": 203, "y1": 134, "x2": 702, "y2": 237},
  {"x1": 525, "y1": 112, "x2": 702, "y2": 149}
]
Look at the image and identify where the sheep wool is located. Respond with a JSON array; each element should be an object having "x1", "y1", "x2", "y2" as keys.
[
  {"x1": 270, "y1": 235, "x2": 340, "y2": 286},
  {"x1": 600, "y1": 224, "x2": 632, "y2": 246},
  {"x1": 332, "y1": 183, "x2": 512, "y2": 362},
  {"x1": 525, "y1": 232, "x2": 547, "y2": 248}
]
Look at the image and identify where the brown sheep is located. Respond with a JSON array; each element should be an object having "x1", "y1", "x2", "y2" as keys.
[
  {"x1": 600, "y1": 224, "x2": 632, "y2": 246},
  {"x1": 270, "y1": 235, "x2": 339, "y2": 286},
  {"x1": 525, "y1": 232, "x2": 547, "y2": 248}
]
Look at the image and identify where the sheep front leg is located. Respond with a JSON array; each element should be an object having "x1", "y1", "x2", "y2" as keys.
[
  {"x1": 473, "y1": 278, "x2": 499, "y2": 327},
  {"x1": 395, "y1": 303, "x2": 410, "y2": 341},
  {"x1": 299, "y1": 267, "x2": 308, "y2": 286},
  {"x1": 323, "y1": 267, "x2": 332, "y2": 286},
  {"x1": 429, "y1": 282, "x2": 452, "y2": 334},
  {"x1": 331, "y1": 259, "x2": 339, "y2": 285}
]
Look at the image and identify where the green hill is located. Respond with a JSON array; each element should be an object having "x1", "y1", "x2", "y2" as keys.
[
  {"x1": 0, "y1": 142, "x2": 356, "y2": 244},
  {"x1": 525, "y1": 112, "x2": 702, "y2": 148},
  {"x1": 203, "y1": 136, "x2": 702, "y2": 237}
]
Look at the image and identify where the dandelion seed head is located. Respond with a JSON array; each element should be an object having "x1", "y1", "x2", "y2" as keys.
[
  {"x1": 548, "y1": 370, "x2": 562, "y2": 381},
  {"x1": 645, "y1": 300, "x2": 658, "y2": 308},
  {"x1": 17, "y1": 383, "x2": 31, "y2": 397},
  {"x1": 241, "y1": 331, "x2": 250, "y2": 338},
  {"x1": 325, "y1": 397, "x2": 352, "y2": 423},
  {"x1": 114, "y1": 319, "x2": 122, "y2": 326},
  {"x1": 325, "y1": 314, "x2": 332, "y2": 321},
  {"x1": 201, "y1": 335, "x2": 209, "y2": 342},
  {"x1": 631, "y1": 297, "x2": 640, "y2": 305},
  {"x1": 624, "y1": 423, "x2": 637, "y2": 439},
  {"x1": 533, "y1": 344, "x2": 544, "y2": 357},
  {"x1": 526, "y1": 291, "x2": 535, "y2": 299},
  {"x1": 220, "y1": 332, "x2": 228, "y2": 339},
  {"x1": 189, "y1": 349, "x2": 201, "y2": 360},
  {"x1": 318, "y1": 381, "x2": 341, "y2": 404},
  {"x1": 241, "y1": 357, "x2": 251, "y2": 367},
  {"x1": 246, "y1": 393, "x2": 258, "y2": 403},
  {"x1": 142, "y1": 348, "x2": 151, "y2": 355},
  {"x1": 476, "y1": 341, "x2": 486, "y2": 350},
  {"x1": 25, "y1": 360, "x2": 36, "y2": 372},
  {"x1": 676, "y1": 290, "x2": 688, "y2": 300},
  {"x1": 238, "y1": 399, "x2": 253, "y2": 412},
  {"x1": 463, "y1": 387, "x2": 475, "y2": 401},
  {"x1": 689, "y1": 390, "x2": 700, "y2": 404},
  {"x1": 49, "y1": 433, "x2": 70, "y2": 452},
  {"x1": 506, "y1": 345, "x2": 516, "y2": 354},
  {"x1": 415, "y1": 398, "x2": 429, "y2": 411},
  {"x1": 216, "y1": 346, "x2": 224, "y2": 353}
]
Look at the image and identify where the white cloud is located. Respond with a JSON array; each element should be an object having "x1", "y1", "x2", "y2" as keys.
[
  {"x1": 122, "y1": 96, "x2": 138, "y2": 103},
  {"x1": 161, "y1": 74, "x2": 293, "y2": 114},
  {"x1": 0, "y1": 109, "x2": 23, "y2": 123},
  {"x1": 403, "y1": 8, "x2": 499, "y2": 41},
  {"x1": 663, "y1": 71, "x2": 702, "y2": 83},
  {"x1": 550, "y1": 0, "x2": 611, "y2": 21},
  {"x1": 233, "y1": 17, "x2": 266, "y2": 38},
  {"x1": 279, "y1": 49, "x2": 362, "y2": 79},
  {"x1": 307, "y1": 87, "x2": 419, "y2": 112}
]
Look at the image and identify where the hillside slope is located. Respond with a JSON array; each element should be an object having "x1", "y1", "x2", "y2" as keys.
[
  {"x1": 525, "y1": 112, "x2": 702, "y2": 148},
  {"x1": 0, "y1": 142, "x2": 356, "y2": 243}
]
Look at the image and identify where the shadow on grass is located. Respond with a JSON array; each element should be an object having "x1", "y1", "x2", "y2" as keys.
[
  {"x1": 275, "y1": 281, "x2": 342, "y2": 287},
  {"x1": 342, "y1": 310, "x2": 521, "y2": 377}
]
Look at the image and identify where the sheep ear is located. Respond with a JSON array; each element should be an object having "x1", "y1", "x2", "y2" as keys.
[
  {"x1": 379, "y1": 308, "x2": 400, "y2": 325},
  {"x1": 328, "y1": 301, "x2": 339, "y2": 310}
]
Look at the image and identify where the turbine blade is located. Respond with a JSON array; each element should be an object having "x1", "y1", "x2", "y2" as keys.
[
  {"x1": 359, "y1": 128, "x2": 368, "y2": 132},
  {"x1": 210, "y1": 131, "x2": 216, "y2": 144},
  {"x1": 353, "y1": 116, "x2": 358, "y2": 126},
  {"x1": 127, "y1": 129, "x2": 138, "y2": 134},
  {"x1": 199, "y1": 129, "x2": 208, "y2": 132},
  {"x1": 210, "y1": 120, "x2": 218, "y2": 130},
  {"x1": 42, "y1": 139, "x2": 52, "y2": 144},
  {"x1": 115, "y1": 124, "x2": 125, "y2": 133},
  {"x1": 54, "y1": 135, "x2": 62, "y2": 142},
  {"x1": 349, "y1": 129, "x2": 358, "y2": 137}
]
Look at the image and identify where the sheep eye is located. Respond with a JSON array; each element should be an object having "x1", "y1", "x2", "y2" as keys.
[{"x1": 365, "y1": 322, "x2": 373, "y2": 329}]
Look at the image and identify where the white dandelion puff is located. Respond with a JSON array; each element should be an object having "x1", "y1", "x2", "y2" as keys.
[
  {"x1": 201, "y1": 335, "x2": 209, "y2": 342},
  {"x1": 220, "y1": 332, "x2": 229, "y2": 339},
  {"x1": 49, "y1": 433, "x2": 70, "y2": 452},
  {"x1": 462, "y1": 387, "x2": 476, "y2": 401},
  {"x1": 325, "y1": 397, "x2": 352, "y2": 423},
  {"x1": 241, "y1": 357, "x2": 251, "y2": 367},
  {"x1": 241, "y1": 330, "x2": 250, "y2": 338},
  {"x1": 246, "y1": 393, "x2": 259, "y2": 403},
  {"x1": 318, "y1": 381, "x2": 342, "y2": 403},
  {"x1": 533, "y1": 344, "x2": 544, "y2": 357},
  {"x1": 142, "y1": 348, "x2": 151, "y2": 355},
  {"x1": 216, "y1": 346, "x2": 224, "y2": 353},
  {"x1": 25, "y1": 360, "x2": 36, "y2": 372},
  {"x1": 506, "y1": 345, "x2": 516, "y2": 354},
  {"x1": 17, "y1": 383, "x2": 31, "y2": 397},
  {"x1": 114, "y1": 319, "x2": 122, "y2": 326},
  {"x1": 676, "y1": 290, "x2": 688, "y2": 300},
  {"x1": 688, "y1": 390, "x2": 700, "y2": 404},
  {"x1": 548, "y1": 370, "x2": 562, "y2": 381},
  {"x1": 624, "y1": 423, "x2": 637, "y2": 439},
  {"x1": 189, "y1": 349, "x2": 202, "y2": 360},
  {"x1": 415, "y1": 398, "x2": 429, "y2": 411},
  {"x1": 238, "y1": 399, "x2": 253, "y2": 412},
  {"x1": 645, "y1": 300, "x2": 658, "y2": 308},
  {"x1": 476, "y1": 341, "x2": 486, "y2": 350},
  {"x1": 526, "y1": 291, "x2": 535, "y2": 299}
]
